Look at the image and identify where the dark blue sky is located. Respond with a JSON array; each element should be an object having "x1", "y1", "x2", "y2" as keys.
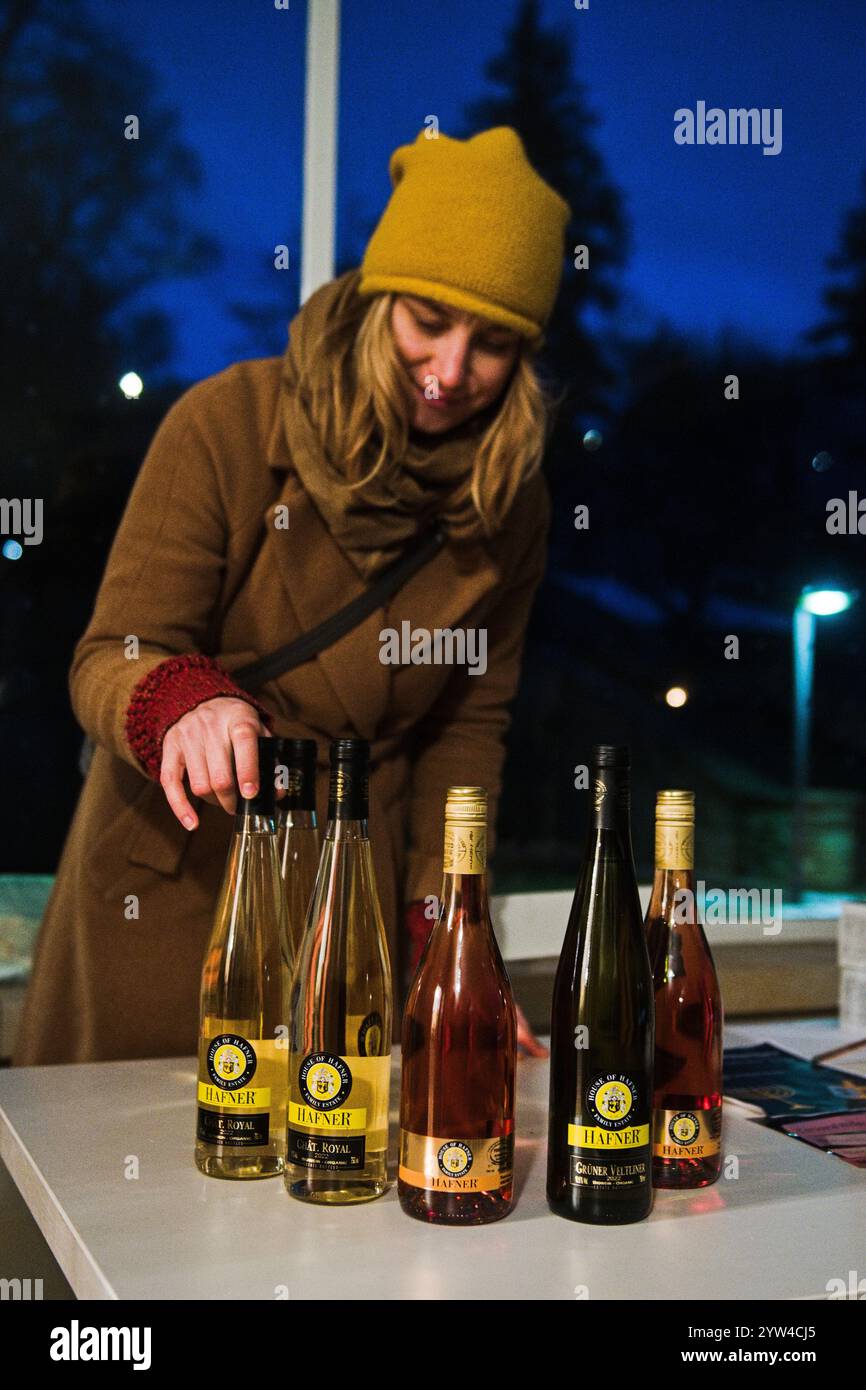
[{"x1": 95, "y1": 0, "x2": 866, "y2": 385}]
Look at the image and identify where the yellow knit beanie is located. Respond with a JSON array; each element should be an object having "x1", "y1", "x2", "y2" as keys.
[{"x1": 358, "y1": 127, "x2": 571, "y2": 341}]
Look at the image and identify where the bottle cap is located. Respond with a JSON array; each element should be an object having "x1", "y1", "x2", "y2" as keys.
[
  {"x1": 331, "y1": 737, "x2": 370, "y2": 766},
  {"x1": 240, "y1": 737, "x2": 278, "y2": 816},
  {"x1": 593, "y1": 744, "x2": 630, "y2": 769},
  {"x1": 328, "y1": 738, "x2": 369, "y2": 819},
  {"x1": 276, "y1": 736, "x2": 317, "y2": 767},
  {"x1": 275, "y1": 737, "x2": 317, "y2": 809},
  {"x1": 656, "y1": 789, "x2": 695, "y2": 824},
  {"x1": 444, "y1": 785, "x2": 487, "y2": 823},
  {"x1": 443, "y1": 787, "x2": 487, "y2": 873}
]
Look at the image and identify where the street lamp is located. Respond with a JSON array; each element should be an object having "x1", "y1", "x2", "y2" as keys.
[
  {"x1": 118, "y1": 372, "x2": 143, "y2": 400},
  {"x1": 800, "y1": 588, "x2": 854, "y2": 617},
  {"x1": 791, "y1": 586, "x2": 857, "y2": 901}
]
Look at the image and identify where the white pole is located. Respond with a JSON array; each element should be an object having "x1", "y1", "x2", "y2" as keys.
[
  {"x1": 301, "y1": 0, "x2": 340, "y2": 304},
  {"x1": 791, "y1": 601, "x2": 815, "y2": 904}
]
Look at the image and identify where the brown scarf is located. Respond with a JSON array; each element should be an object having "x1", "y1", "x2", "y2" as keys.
[{"x1": 279, "y1": 269, "x2": 491, "y2": 579}]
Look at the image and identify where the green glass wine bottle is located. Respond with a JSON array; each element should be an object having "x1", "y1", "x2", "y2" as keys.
[
  {"x1": 547, "y1": 744, "x2": 655, "y2": 1223},
  {"x1": 285, "y1": 738, "x2": 393, "y2": 1204},
  {"x1": 195, "y1": 736, "x2": 293, "y2": 1179}
]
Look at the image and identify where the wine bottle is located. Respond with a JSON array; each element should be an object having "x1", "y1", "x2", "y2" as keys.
[
  {"x1": 274, "y1": 737, "x2": 320, "y2": 956},
  {"x1": 547, "y1": 745, "x2": 654, "y2": 1223},
  {"x1": 285, "y1": 738, "x2": 392, "y2": 1204},
  {"x1": 645, "y1": 789, "x2": 723, "y2": 1188},
  {"x1": 195, "y1": 736, "x2": 292, "y2": 1179},
  {"x1": 399, "y1": 786, "x2": 516, "y2": 1225}
]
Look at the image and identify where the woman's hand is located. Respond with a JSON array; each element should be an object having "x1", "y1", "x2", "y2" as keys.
[
  {"x1": 160, "y1": 697, "x2": 269, "y2": 828},
  {"x1": 515, "y1": 1001, "x2": 549, "y2": 1059}
]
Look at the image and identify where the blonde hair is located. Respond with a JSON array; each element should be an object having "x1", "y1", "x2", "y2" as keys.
[{"x1": 298, "y1": 286, "x2": 556, "y2": 535}]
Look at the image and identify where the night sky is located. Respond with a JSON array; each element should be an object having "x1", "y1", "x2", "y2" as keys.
[{"x1": 94, "y1": 0, "x2": 866, "y2": 385}]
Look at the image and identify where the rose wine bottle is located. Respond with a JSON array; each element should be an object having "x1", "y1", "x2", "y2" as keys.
[
  {"x1": 195, "y1": 737, "x2": 292, "y2": 1179},
  {"x1": 399, "y1": 786, "x2": 516, "y2": 1224},
  {"x1": 275, "y1": 737, "x2": 320, "y2": 957},
  {"x1": 645, "y1": 789, "x2": 723, "y2": 1188},
  {"x1": 285, "y1": 738, "x2": 392, "y2": 1204},
  {"x1": 547, "y1": 745, "x2": 654, "y2": 1224}
]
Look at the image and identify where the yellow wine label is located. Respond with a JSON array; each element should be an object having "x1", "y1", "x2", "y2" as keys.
[
  {"x1": 288, "y1": 1051, "x2": 390, "y2": 1172},
  {"x1": 652, "y1": 1106, "x2": 722, "y2": 1159},
  {"x1": 198, "y1": 1082, "x2": 271, "y2": 1109},
  {"x1": 568, "y1": 1123, "x2": 650, "y2": 1149},
  {"x1": 398, "y1": 1131, "x2": 513, "y2": 1193},
  {"x1": 654, "y1": 823, "x2": 694, "y2": 869},
  {"x1": 197, "y1": 1033, "x2": 277, "y2": 1149},
  {"x1": 288, "y1": 1101, "x2": 366, "y2": 1131},
  {"x1": 566, "y1": 1071, "x2": 651, "y2": 1190},
  {"x1": 443, "y1": 824, "x2": 487, "y2": 874}
]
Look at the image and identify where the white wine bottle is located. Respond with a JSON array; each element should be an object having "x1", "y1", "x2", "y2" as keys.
[
  {"x1": 285, "y1": 738, "x2": 393, "y2": 1204},
  {"x1": 195, "y1": 737, "x2": 293, "y2": 1179},
  {"x1": 274, "y1": 737, "x2": 320, "y2": 957}
]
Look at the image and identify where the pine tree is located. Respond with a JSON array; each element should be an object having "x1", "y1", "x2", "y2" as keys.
[
  {"x1": 0, "y1": 0, "x2": 220, "y2": 473},
  {"x1": 806, "y1": 165, "x2": 866, "y2": 369},
  {"x1": 461, "y1": 0, "x2": 629, "y2": 433}
]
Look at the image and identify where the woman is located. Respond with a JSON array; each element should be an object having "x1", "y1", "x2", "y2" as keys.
[{"x1": 14, "y1": 126, "x2": 570, "y2": 1066}]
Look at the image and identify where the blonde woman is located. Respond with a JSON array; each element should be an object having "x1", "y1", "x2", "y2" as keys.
[{"x1": 15, "y1": 127, "x2": 571, "y2": 1066}]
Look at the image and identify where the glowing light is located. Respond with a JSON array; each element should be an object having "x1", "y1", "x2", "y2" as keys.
[
  {"x1": 2, "y1": 539, "x2": 23, "y2": 560},
  {"x1": 665, "y1": 686, "x2": 688, "y2": 708},
  {"x1": 582, "y1": 428, "x2": 603, "y2": 452},
  {"x1": 799, "y1": 588, "x2": 854, "y2": 617},
  {"x1": 118, "y1": 372, "x2": 143, "y2": 399}
]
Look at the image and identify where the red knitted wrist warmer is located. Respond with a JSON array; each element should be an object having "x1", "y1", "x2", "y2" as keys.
[{"x1": 124, "y1": 653, "x2": 274, "y2": 779}]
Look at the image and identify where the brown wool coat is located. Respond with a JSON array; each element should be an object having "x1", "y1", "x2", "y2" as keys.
[{"x1": 13, "y1": 354, "x2": 550, "y2": 1066}]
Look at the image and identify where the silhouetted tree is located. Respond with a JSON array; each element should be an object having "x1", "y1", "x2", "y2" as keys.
[
  {"x1": 462, "y1": 0, "x2": 629, "y2": 437},
  {"x1": 806, "y1": 164, "x2": 866, "y2": 370},
  {"x1": 0, "y1": 0, "x2": 221, "y2": 869},
  {"x1": 227, "y1": 191, "x2": 375, "y2": 360},
  {"x1": 0, "y1": 0, "x2": 220, "y2": 480}
]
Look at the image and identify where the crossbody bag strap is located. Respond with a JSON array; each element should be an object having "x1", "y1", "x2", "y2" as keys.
[{"x1": 233, "y1": 526, "x2": 446, "y2": 694}]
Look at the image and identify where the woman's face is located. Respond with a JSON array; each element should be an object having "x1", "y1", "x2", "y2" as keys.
[{"x1": 390, "y1": 294, "x2": 521, "y2": 434}]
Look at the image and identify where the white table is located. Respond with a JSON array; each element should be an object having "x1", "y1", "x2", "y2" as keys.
[{"x1": 1, "y1": 1021, "x2": 864, "y2": 1301}]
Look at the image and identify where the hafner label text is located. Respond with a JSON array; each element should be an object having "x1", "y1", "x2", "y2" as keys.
[
  {"x1": 568, "y1": 1123, "x2": 650, "y2": 1149},
  {"x1": 289, "y1": 1101, "x2": 367, "y2": 1131}
]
